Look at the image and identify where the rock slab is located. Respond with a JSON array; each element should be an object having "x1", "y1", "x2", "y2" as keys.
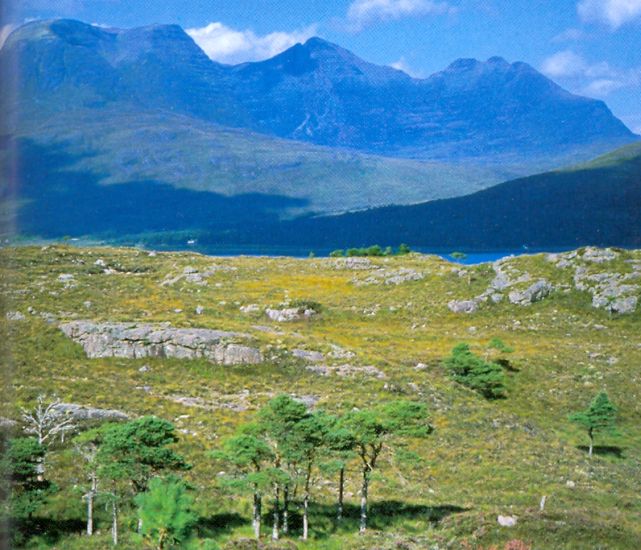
[{"x1": 60, "y1": 321, "x2": 263, "y2": 364}]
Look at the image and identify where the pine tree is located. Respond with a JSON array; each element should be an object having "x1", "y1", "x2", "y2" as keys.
[
  {"x1": 135, "y1": 476, "x2": 196, "y2": 550},
  {"x1": 340, "y1": 401, "x2": 431, "y2": 534},
  {"x1": 569, "y1": 391, "x2": 618, "y2": 457},
  {"x1": 213, "y1": 428, "x2": 273, "y2": 539},
  {"x1": 443, "y1": 343, "x2": 507, "y2": 399}
]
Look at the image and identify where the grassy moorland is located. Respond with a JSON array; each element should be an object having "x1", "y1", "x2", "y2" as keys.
[{"x1": 1, "y1": 244, "x2": 640, "y2": 549}]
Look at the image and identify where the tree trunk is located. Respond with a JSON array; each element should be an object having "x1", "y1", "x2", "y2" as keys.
[
  {"x1": 283, "y1": 485, "x2": 289, "y2": 535},
  {"x1": 588, "y1": 429, "x2": 594, "y2": 458},
  {"x1": 111, "y1": 500, "x2": 118, "y2": 546},
  {"x1": 137, "y1": 517, "x2": 143, "y2": 533},
  {"x1": 272, "y1": 485, "x2": 280, "y2": 540},
  {"x1": 337, "y1": 467, "x2": 344, "y2": 521},
  {"x1": 86, "y1": 473, "x2": 97, "y2": 536},
  {"x1": 252, "y1": 489, "x2": 262, "y2": 539},
  {"x1": 359, "y1": 468, "x2": 369, "y2": 534},
  {"x1": 302, "y1": 491, "x2": 309, "y2": 540}
]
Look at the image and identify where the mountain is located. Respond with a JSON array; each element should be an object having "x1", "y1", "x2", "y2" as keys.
[
  {"x1": 202, "y1": 142, "x2": 641, "y2": 250},
  {"x1": 2, "y1": 19, "x2": 635, "y2": 166},
  {"x1": 230, "y1": 43, "x2": 635, "y2": 162}
]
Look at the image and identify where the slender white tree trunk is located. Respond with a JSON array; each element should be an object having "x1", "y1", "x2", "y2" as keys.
[
  {"x1": 337, "y1": 467, "x2": 344, "y2": 521},
  {"x1": 359, "y1": 468, "x2": 369, "y2": 534},
  {"x1": 283, "y1": 485, "x2": 289, "y2": 535},
  {"x1": 272, "y1": 485, "x2": 280, "y2": 540},
  {"x1": 111, "y1": 500, "x2": 118, "y2": 546},
  {"x1": 253, "y1": 490, "x2": 261, "y2": 539},
  {"x1": 86, "y1": 473, "x2": 97, "y2": 536},
  {"x1": 302, "y1": 492, "x2": 310, "y2": 540}
]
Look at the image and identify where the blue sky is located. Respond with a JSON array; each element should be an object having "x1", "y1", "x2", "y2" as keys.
[{"x1": 3, "y1": 0, "x2": 641, "y2": 132}]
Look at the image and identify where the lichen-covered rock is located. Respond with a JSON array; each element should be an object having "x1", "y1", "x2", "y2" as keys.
[
  {"x1": 332, "y1": 257, "x2": 374, "y2": 270},
  {"x1": 357, "y1": 268, "x2": 424, "y2": 286},
  {"x1": 293, "y1": 349, "x2": 325, "y2": 362},
  {"x1": 447, "y1": 299, "x2": 479, "y2": 314},
  {"x1": 305, "y1": 364, "x2": 386, "y2": 379},
  {"x1": 508, "y1": 280, "x2": 553, "y2": 305},
  {"x1": 52, "y1": 403, "x2": 128, "y2": 422},
  {"x1": 59, "y1": 321, "x2": 263, "y2": 364},
  {"x1": 265, "y1": 307, "x2": 315, "y2": 322},
  {"x1": 6, "y1": 311, "x2": 25, "y2": 321}
]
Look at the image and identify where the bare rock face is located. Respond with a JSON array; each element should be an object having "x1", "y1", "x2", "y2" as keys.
[{"x1": 59, "y1": 321, "x2": 263, "y2": 364}]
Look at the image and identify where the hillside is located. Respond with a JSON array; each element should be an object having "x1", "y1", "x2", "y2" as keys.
[
  {"x1": 2, "y1": 245, "x2": 641, "y2": 548},
  {"x1": 214, "y1": 142, "x2": 641, "y2": 250},
  {"x1": 0, "y1": 108, "x2": 501, "y2": 239}
]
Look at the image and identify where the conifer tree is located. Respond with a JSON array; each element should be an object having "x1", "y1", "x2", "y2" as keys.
[{"x1": 569, "y1": 391, "x2": 618, "y2": 457}]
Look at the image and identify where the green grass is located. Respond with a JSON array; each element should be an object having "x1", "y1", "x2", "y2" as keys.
[{"x1": 2, "y1": 244, "x2": 641, "y2": 549}]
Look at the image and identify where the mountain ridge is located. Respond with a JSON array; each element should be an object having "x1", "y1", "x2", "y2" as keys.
[{"x1": 2, "y1": 18, "x2": 635, "y2": 163}]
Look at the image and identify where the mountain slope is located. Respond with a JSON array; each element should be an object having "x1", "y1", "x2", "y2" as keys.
[
  {"x1": 1, "y1": 107, "x2": 503, "y2": 239},
  {"x1": 211, "y1": 142, "x2": 641, "y2": 250}
]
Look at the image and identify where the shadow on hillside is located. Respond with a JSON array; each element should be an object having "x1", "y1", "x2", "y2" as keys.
[
  {"x1": 9, "y1": 517, "x2": 85, "y2": 546},
  {"x1": 196, "y1": 512, "x2": 246, "y2": 538},
  {"x1": 10, "y1": 138, "x2": 308, "y2": 239},
  {"x1": 497, "y1": 359, "x2": 520, "y2": 372},
  {"x1": 577, "y1": 445, "x2": 625, "y2": 458},
  {"x1": 261, "y1": 500, "x2": 468, "y2": 540}
]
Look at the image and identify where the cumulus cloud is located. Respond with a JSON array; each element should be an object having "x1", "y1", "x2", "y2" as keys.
[
  {"x1": 541, "y1": 49, "x2": 641, "y2": 99},
  {"x1": 346, "y1": 0, "x2": 453, "y2": 31},
  {"x1": 186, "y1": 22, "x2": 318, "y2": 65},
  {"x1": 389, "y1": 57, "x2": 425, "y2": 78},
  {"x1": 578, "y1": 0, "x2": 641, "y2": 28}
]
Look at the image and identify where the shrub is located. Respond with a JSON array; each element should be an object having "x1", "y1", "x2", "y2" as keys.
[{"x1": 443, "y1": 343, "x2": 507, "y2": 399}]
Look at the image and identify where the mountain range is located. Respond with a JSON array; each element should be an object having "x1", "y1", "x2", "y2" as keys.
[{"x1": 0, "y1": 18, "x2": 638, "y2": 246}]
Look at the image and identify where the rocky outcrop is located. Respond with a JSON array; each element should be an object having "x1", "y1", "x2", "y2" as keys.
[
  {"x1": 572, "y1": 265, "x2": 639, "y2": 314},
  {"x1": 52, "y1": 403, "x2": 129, "y2": 422},
  {"x1": 448, "y1": 258, "x2": 555, "y2": 313},
  {"x1": 356, "y1": 268, "x2": 424, "y2": 286},
  {"x1": 59, "y1": 321, "x2": 263, "y2": 364},
  {"x1": 508, "y1": 280, "x2": 553, "y2": 305}
]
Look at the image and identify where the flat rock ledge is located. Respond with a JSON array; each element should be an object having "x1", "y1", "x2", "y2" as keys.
[
  {"x1": 60, "y1": 321, "x2": 263, "y2": 365},
  {"x1": 53, "y1": 403, "x2": 129, "y2": 422}
]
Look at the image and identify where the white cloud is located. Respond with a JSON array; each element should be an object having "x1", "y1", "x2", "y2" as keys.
[
  {"x1": 186, "y1": 22, "x2": 318, "y2": 65},
  {"x1": 541, "y1": 49, "x2": 641, "y2": 99},
  {"x1": 578, "y1": 0, "x2": 641, "y2": 29},
  {"x1": 541, "y1": 50, "x2": 589, "y2": 78},
  {"x1": 346, "y1": 0, "x2": 453, "y2": 31},
  {"x1": 552, "y1": 27, "x2": 587, "y2": 42},
  {"x1": 389, "y1": 56, "x2": 424, "y2": 78},
  {"x1": 0, "y1": 24, "x2": 16, "y2": 50}
]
